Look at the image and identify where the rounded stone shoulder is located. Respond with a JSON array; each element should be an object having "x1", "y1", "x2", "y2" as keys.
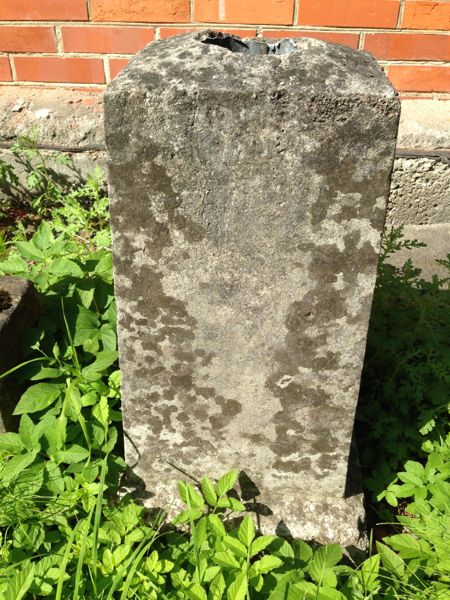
[{"x1": 106, "y1": 31, "x2": 397, "y2": 99}]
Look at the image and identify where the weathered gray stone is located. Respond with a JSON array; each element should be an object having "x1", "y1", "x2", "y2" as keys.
[
  {"x1": 0, "y1": 276, "x2": 39, "y2": 432},
  {"x1": 105, "y1": 31, "x2": 400, "y2": 546}
]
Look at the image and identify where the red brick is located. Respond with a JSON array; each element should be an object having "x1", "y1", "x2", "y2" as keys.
[
  {"x1": 262, "y1": 29, "x2": 359, "y2": 48},
  {"x1": 160, "y1": 27, "x2": 257, "y2": 39},
  {"x1": 159, "y1": 28, "x2": 197, "y2": 39},
  {"x1": 298, "y1": 0, "x2": 400, "y2": 28},
  {"x1": 0, "y1": 0, "x2": 87, "y2": 21},
  {"x1": 402, "y1": 1, "x2": 450, "y2": 30},
  {"x1": 0, "y1": 27, "x2": 56, "y2": 53},
  {"x1": 0, "y1": 56, "x2": 12, "y2": 81},
  {"x1": 387, "y1": 65, "x2": 450, "y2": 92},
  {"x1": 195, "y1": 0, "x2": 295, "y2": 25},
  {"x1": 14, "y1": 56, "x2": 105, "y2": 84},
  {"x1": 365, "y1": 33, "x2": 450, "y2": 60},
  {"x1": 62, "y1": 26, "x2": 154, "y2": 54},
  {"x1": 109, "y1": 57, "x2": 129, "y2": 79},
  {"x1": 91, "y1": 0, "x2": 189, "y2": 23}
]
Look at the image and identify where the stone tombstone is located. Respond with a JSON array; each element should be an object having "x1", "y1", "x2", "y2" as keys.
[{"x1": 105, "y1": 32, "x2": 400, "y2": 546}]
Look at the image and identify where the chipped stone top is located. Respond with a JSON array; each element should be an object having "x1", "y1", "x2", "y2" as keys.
[{"x1": 107, "y1": 31, "x2": 397, "y2": 101}]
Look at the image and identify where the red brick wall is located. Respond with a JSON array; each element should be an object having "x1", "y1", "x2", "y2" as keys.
[{"x1": 0, "y1": 0, "x2": 448, "y2": 95}]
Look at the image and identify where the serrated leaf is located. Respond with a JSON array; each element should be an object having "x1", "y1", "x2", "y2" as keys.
[
  {"x1": 250, "y1": 535, "x2": 276, "y2": 558},
  {"x1": 33, "y1": 221, "x2": 53, "y2": 251},
  {"x1": 310, "y1": 544, "x2": 342, "y2": 583},
  {"x1": 0, "y1": 255, "x2": 28, "y2": 275},
  {"x1": 0, "y1": 450, "x2": 37, "y2": 485},
  {"x1": 376, "y1": 542, "x2": 405, "y2": 578},
  {"x1": 359, "y1": 554, "x2": 380, "y2": 593},
  {"x1": 227, "y1": 572, "x2": 248, "y2": 600},
  {"x1": 223, "y1": 535, "x2": 247, "y2": 559},
  {"x1": 201, "y1": 476, "x2": 217, "y2": 506},
  {"x1": 19, "y1": 414, "x2": 39, "y2": 451},
  {"x1": 82, "y1": 350, "x2": 118, "y2": 378},
  {"x1": 57, "y1": 444, "x2": 90, "y2": 464},
  {"x1": 238, "y1": 515, "x2": 255, "y2": 548},
  {"x1": 73, "y1": 306, "x2": 100, "y2": 345},
  {"x1": 186, "y1": 583, "x2": 208, "y2": 600},
  {"x1": 92, "y1": 396, "x2": 110, "y2": 428},
  {"x1": 216, "y1": 496, "x2": 245, "y2": 512},
  {"x1": 213, "y1": 551, "x2": 240, "y2": 569},
  {"x1": 15, "y1": 241, "x2": 43, "y2": 260},
  {"x1": 4, "y1": 563, "x2": 35, "y2": 600},
  {"x1": 177, "y1": 480, "x2": 205, "y2": 510},
  {"x1": 216, "y1": 470, "x2": 238, "y2": 497},
  {"x1": 293, "y1": 539, "x2": 313, "y2": 566},
  {"x1": 208, "y1": 514, "x2": 226, "y2": 539},
  {"x1": 48, "y1": 258, "x2": 83, "y2": 278},
  {"x1": 14, "y1": 383, "x2": 62, "y2": 415},
  {"x1": 209, "y1": 572, "x2": 226, "y2": 600},
  {"x1": 0, "y1": 432, "x2": 24, "y2": 454},
  {"x1": 386, "y1": 534, "x2": 423, "y2": 558},
  {"x1": 249, "y1": 555, "x2": 283, "y2": 579}
]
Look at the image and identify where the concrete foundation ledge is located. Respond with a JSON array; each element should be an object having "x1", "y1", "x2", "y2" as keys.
[{"x1": 0, "y1": 88, "x2": 448, "y2": 227}]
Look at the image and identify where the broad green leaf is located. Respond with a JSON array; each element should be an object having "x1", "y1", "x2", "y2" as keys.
[
  {"x1": 376, "y1": 542, "x2": 405, "y2": 578},
  {"x1": 92, "y1": 396, "x2": 110, "y2": 427},
  {"x1": 238, "y1": 515, "x2": 255, "y2": 548},
  {"x1": 45, "y1": 460, "x2": 65, "y2": 493},
  {"x1": 0, "y1": 255, "x2": 28, "y2": 276},
  {"x1": 15, "y1": 241, "x2": 43, "y2": 260},
  {"x1": 95, "y1": 252, "x2": 113, "y2": 280},
  {"x1": 293, "y1": 539, "x2": 313, "y2": 566},
  {"x1": 33, "y1": 221, "x2": 53, "y2": 251},
  {"x1": 192, "y1": 517, "x2": 208, "y2": 550},
  {"x1": 13, "y1": 462, "x2": 44, "y2": 496},
  {"x1": 82, "y1": 350, "x2": 118, "y2": 378},
  {"x1": 227, "y1": 572, "x2": 248, "y2": 600},
  {"x1": 213, "y1": 551, "x2": 240, "y2": 569},
  {"x1": 321, "y1": 568, "x2": 337, "y2": 588},
  {"x1": 249, "y1": 555, "x2": 283, "y2": 579},
  {"x1": 112, "y1": 544, "x2": 131, "y2": 566},
  {"x1": 19, "y1": 414, "x2": 38, "y2": 450},
  {"x1": 209, "y1": 572, "x2": 226, "y2": 600},
  {"x1": 186, "y1": 583, "x2": 208, "y2": 600},
  {"x1": 45, "y1": 415, "x2": 66, "y2": 455},
  {"x1": 57, "y1": 444, "x2": 90, "y2": 464},
  {"x1": 177, "y1": 480, "x2": 205, "y2": 510},
  {"x1": 76, "y1": 285, "x2": 95, "y2": 309},
  {"x1": 201, "y1": 476, "x2": 217, "y2": 506},
  {"x1": 216, "y1": 469, "x2": 238, "y2": 496},
  {"x1": 223, "y1": 535, "x2": 247, "y2": 559},
  {"x1": 100, "y1": 326, "x2": 117, "y2": 351},
  {"x1": 30, "y1": 367, "x2": 63, "y2": 381},
  {"x1": 250, "y1": 535, "x2": 277, "y2": 558},
  {"x1": 14, "y1": 382, "x2": 62, "y2": 415},
  {"x1": 208, "y1": 514, "x2": 226, "y2": 539},
  {"x1": 359, "y1": 554, "x2": 380, "y2": 593},
  {"x1": 386, "y1": 534, "x2": 423, "y2": 558},
  {"x1": 49, "y1": 258, "x2": 84, "y2": 278},
  {"x1": 0, "y1": 432, "x2": 24, "y2": 454},
  {"x1": 310, "y1": 544, "x2": 342, "y2": 583},
  {"x1": 103, "y1": 548, "x2": 114, "y2": 573},
  {"x1": 0, "y1": 450, "x2": 37, "y2": 485},
  {"x1": 216, "y1": 496, "x2": 245, "y2": 512},
  {"x1": 4, "y1": 563, "x2": 35, "y2": 600},
  {"x1": 73, "y1": 306, "x2": 100, "y2": 345}
]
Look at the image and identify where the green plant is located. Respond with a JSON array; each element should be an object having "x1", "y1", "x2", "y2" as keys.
[
  {"x1": 0, "y1": 152, "x2": 449, "y2": 598},
  {"x1": 358, "y1": 226, "x2": 450, "y2": 502}
]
